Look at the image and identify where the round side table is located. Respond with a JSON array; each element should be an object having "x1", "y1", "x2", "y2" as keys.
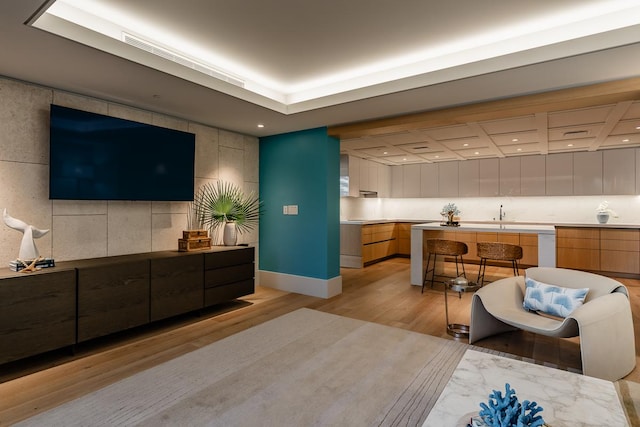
[{"x1": 444, "y1": 278, "x2": 480, "y2": 339}]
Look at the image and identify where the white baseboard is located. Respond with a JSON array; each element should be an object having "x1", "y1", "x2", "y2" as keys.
[{"x1": 258, "y1": 270, "x2": 342, "y2": 299}]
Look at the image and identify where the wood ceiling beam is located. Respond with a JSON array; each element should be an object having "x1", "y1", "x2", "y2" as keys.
[{"x1": 328, "y1": 77, "x2": 640, "y2": 140}]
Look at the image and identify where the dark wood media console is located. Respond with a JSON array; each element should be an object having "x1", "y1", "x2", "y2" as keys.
[{"x1": 0, "y1": 246, "x2": 255, "y2": 365}]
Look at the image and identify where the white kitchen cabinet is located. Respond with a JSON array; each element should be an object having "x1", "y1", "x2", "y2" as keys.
[
  {"x1": 359, "y1": 158, "x2": 371, "y2": 192},
  {"x1": 499, "y1": 157, "x2": 521, "y2": 196},
  {"x1": 573, "y1": 151, "x2": 602, "y2": 195},
  {"x1": 340, "y1": 155, "x2": 360, "y2": 197},
  {"x1": 377, "y1": 163, "x2": 391, "y2": 197},
  {"x1": 479, "y1": 158, "x2": 499, "y2": 196},
  {"x1": 458, "y1": 159, "x2": 479, "y2": 197},
  {"x1": 637, "y1": 149, "x2": 640, "y2": 195},
  {"x1": 403, "y1": 164, "x2": 421, "y2": 197},
  {"x1": 420, "y1": 163, "x2": 439, "y2": 197},
  {"x1": 520, "y1": 155, "x2": 545, "y2": 196},
  {"x1": 391, "y1": 165, "x2": 403, "y2": 198},
  {"x1": 369, "y1": 161, "x2": 378, "y2": 193},
  {"x1": 546, "y1": 153, "x2": 573, "y2": 195},
  {"x1": 604, "y1": 148, "x2": 636, "y2": 194},
  {"x1": 438, "y1": 162, "x2": 459, "y2": 197}
]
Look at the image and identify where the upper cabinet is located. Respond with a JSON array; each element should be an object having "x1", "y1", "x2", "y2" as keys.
[
  {"x1": 520, "y1": 155, "x2": 545, "y2": 196},
  {"x1": 499, "y1": 157, "x2": 521, "y2": 196},
  {"x1": 479, "y1": 158, "x2": 499, "y2": 196},
  {"x1": 438, "y1": 162, "x2": 459, "y2": 197},
  {"x1": 545, "y1": 153, "x2": 573, "y2": 196},
  {"x1": 340, "y1": 155, "x2": 391, "y2": 197},
  {"x1": 372, "y1": 147, "x2": 640, "y2": 198},
  {"x1": 458, "y1": 160, "x2": 479, "y2": 197},
  {"x1": 604, "y1": 148, "x2": 636, "y2": 195},
  {"x1": 573, "y1": 151, "x2": 603, "y2": 195}
]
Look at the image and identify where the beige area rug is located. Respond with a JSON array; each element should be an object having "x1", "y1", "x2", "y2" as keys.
[
  {"x1": 15, "y1": 308, "x2": 639, "y2": 426},
  {"x1": 17, "y1": 308, "x2": 480, "y2": 426}
]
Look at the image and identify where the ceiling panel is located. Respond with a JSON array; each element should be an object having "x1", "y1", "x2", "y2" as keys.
[
  {"x1": 422, "y1": 125, "x2": 476, "y2": 141},
  {"x1": 547, "y1": 105, "x2": 613, "y2": 128},
  {"x1": 491, "y1": 131, "x2": 539, "y2": 146},
  {"x1": 481, "y1": 116, "x2": 537, "y2": 134}
]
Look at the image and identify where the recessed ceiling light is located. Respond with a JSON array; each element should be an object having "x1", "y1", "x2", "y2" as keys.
[
  {"x1": 257, "y1": 124, "x2": 265, "y2": 128},
  {"x1": 435, "y1": 155, "x2": 440, "y2": 158},
  {"x1": 383, "y1": 151, "x2": 388, "y2": 155},
  {"x1": 463, "y1": 143, "x2": 469, "y2": 147},
  {"x1": 517, "y1": 148, "x2": 522, "y2": 152},
  {"x1": 512, "y1": 138, "x2": 519, "y2": 142},
  {"x1": 623, "y1": 138, "x2": 630, "y2": 142},
  {"x1": 474, "y1": 151, "x2": 480, "y2": 155},
  {"x1": 403, "y1": 158, "x2": 407, "y2": 161},
  {"x1": 636, "y1": 126, "x2": 640, "y2": 130},
  {"x1": 567, "y1": 143, "x2": 574, "y2": 147}
]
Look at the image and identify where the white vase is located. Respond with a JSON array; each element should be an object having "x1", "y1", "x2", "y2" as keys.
[
  {"x1": 596, "y1": 212, "x2": 609, "y2": 224},
  {"x1": 223, "y1": 221, "x2": 237, "y2": 246}
]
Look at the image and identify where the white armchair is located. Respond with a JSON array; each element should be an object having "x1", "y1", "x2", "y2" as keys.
[{"x1": 469, "y1": 267, "x2": 636, "y2": 381}]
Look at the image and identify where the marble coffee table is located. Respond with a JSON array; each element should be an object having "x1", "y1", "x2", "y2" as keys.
[{"x1": 422, "y1": 349, "x2": 628, "y2": 427}]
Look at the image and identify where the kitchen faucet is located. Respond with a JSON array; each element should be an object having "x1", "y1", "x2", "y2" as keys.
[{"x1": 499, "y1": 204, "x2": 505, "y2": 221}]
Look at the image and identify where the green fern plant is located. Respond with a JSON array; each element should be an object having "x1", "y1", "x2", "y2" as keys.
[{"x1": 191, "y1": 181, "x2": 261, "y2": 235}]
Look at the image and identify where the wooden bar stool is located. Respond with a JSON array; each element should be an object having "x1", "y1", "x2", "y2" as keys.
[
  {"x1": 422, "y1": 239, "x2": 468, "y2": 293},
  {"x1": 476, "y1": 242, "x2": 523, "y2": 287}
]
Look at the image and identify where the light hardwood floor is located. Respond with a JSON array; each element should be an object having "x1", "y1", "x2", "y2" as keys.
[{"x1": 1, "y1": 258, "x2": 639, "y2": 425}]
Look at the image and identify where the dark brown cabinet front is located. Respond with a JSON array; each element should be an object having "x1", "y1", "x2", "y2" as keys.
[
  {"x1": 0, "y1": 269, "x2": 76, "y2": 364},
  {"x1": 150, "y1": 253, "x2": 204, "y2": 321}
]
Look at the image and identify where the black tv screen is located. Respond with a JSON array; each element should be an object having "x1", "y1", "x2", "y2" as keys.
[{"x1": 49, "y1": 104, "x2": 195, "y2": 201}]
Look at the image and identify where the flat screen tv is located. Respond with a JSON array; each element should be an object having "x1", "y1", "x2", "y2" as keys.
[{"x1": 49, "y1": 104, "x2": 195, "y2": 201}]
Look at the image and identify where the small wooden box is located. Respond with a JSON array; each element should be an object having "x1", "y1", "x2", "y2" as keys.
[
  {"x1": 178, "y1": 237, "x2": 212, "y2": 252},
  {"x1": 182, "y1": 230, "x2": 209, "y2": 239}
]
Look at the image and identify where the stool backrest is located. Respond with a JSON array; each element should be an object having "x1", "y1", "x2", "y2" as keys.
[
  {"x1": 477, "y1": 242, "x2": 523, "y2": 261},
  {"x1": 426, "y1": 239, "x2": 468, "y2": 256}
]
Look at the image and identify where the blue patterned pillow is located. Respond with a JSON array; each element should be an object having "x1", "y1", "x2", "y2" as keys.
[{"x1": 523, "y1": 277, "x2": 589, "y2": 318}]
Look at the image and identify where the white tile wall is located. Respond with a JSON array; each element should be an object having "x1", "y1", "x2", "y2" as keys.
[{"x1": 0, "y1": 76, "x2": 259, "y2": 264}]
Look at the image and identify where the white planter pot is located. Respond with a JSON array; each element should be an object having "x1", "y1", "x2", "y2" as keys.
[
  {"x1": 596, "y1": 212, "x2": 609, "y2": 224},
  {"x1": 223, "y1": 222, "x2": 237, "y2": 246}
]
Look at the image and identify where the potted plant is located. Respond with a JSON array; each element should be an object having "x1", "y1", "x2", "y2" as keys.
[
  {"x1": 190, "y1": 181, "x2": 261, "y2": 245},
  {"x1": 441, "y1": 202, "x2": 461, "y2": 226}
]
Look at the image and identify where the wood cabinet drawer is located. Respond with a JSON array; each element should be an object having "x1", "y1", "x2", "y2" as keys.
[
  {"x1": 600, "y1": 229, "x2": 640, "y2": 241},
  {"x1": 476, "y1": 232, "x2": 498, "y2": 243},
  {"x1": 601, "y1": 251, "x2": 640, "y2": 274},
  {"x1": 205, "y1": 279, "x2": 254, "y2": 307},
  {"x1": 204, "y1": 248, "x2": 254, "y2": 269},
  {"x1": 497, "y1": 233, "x2": 519, "y2": 244},
  {"x1": 557, "y1": 237, "x2": 600, "y2": 250},
  {"x1": 556, "y1": 228, "x2": 600, "y2": 239},
  {"x1": 519, "y1": 234, "x2": 538, "y2": 246},
  {"x1": 205, "y1": 263, "x2": 254, "y2": 288},
  {"x1": 557, "y1": 248, "x2": 600, "y2": 270},
  {"x1": 601, "y1": 239, "x2": 640, "y2": 251}
]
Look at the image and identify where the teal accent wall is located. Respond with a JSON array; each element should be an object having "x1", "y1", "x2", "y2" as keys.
[{"x1": 259, "y1": 127, "x2": 340, "y2": 280}]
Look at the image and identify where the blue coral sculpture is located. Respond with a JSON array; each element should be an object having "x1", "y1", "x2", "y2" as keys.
[{"x1": 477, "y1": 383, "x2": 545, "y2": 427}]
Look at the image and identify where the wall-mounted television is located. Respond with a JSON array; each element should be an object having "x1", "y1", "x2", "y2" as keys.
[{"x1": 49, "y1": 104, "x2": 195, "y2": 201}]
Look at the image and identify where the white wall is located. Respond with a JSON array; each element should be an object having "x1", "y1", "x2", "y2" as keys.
[
  {"x1": 0, "y1": 77, "x2": 259, "y2": 264},
  {"x1": 341, "y1": 194, "x2": 640, "y2": 225}
]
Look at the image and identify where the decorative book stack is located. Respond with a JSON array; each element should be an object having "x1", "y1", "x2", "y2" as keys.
[
  {"x1": 9, "y1": 258, "x2": 55, "y2": 272},
  {"x1": 178, "y1": 230, "x2": 212, "y2": 252}
]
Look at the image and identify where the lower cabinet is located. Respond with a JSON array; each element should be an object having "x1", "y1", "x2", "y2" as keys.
[
  {"x1": 204, "y1": 247, "x2": 255, "y2": 306},
  {"x1": 0, "y1": 269, "x2": 76, "y2": 364},
  {"x1": 150, "y1": 253, "x2": 204, "y2": 322},
  {"x1": 556, "y1": 227, "x2": 640, "y2": 276},
  {"x1": 77, "y1": 258, "x2": 150, "y2": 342},
  {"x1": 0, "y1": 246, "x2": 255, "y2": 365},
  {"x1": 362, "y1": 223, "x2": 398, "y2": 264}
]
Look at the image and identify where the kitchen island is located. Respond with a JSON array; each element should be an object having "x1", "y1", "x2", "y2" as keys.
[{"x1": 410, "y1": 222, "x2": 556, "y2": 286}]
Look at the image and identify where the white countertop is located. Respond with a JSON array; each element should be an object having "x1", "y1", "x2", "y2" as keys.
[
  {"x1": 412, "y1": 221, "x2": 556, "y2": 234},
  {"x1": 341, "y1": 219, "x2": 640, "y2": 228}
]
